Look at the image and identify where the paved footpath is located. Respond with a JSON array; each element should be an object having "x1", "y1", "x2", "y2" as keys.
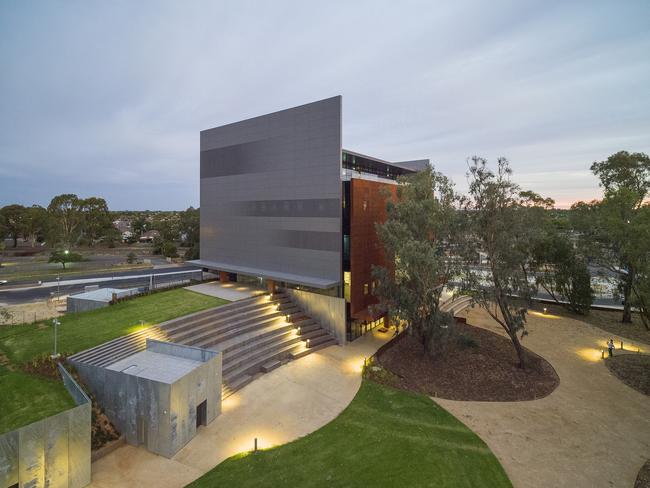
[
  {"x1": 89, "y1": 329, "x2": 390, "y2": 487},
  {"x1": 437, "y1": 308, "x2": 650, "y2": 488}
]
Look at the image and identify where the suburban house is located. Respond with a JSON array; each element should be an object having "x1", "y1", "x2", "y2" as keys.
[
  {"x1": 139, "y1": 229, "x2": 160, "y2": 243},
  {"x1": 190, "y1": 96, "x2": 427, "y2": 341}
]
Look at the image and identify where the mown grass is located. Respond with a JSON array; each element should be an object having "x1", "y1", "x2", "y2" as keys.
[
  {"x1": 187, "y1": 380, "x2": 512, "y2": 488},
  {"x1": 0, "y1": 366, "x2": 76, "y2": 434},
  {"x1": 0, "y1": 288, "x2": 227, "y2": 433},
  {"x1": 0, "y1": 288, "x2": 226, "y2": 364}
]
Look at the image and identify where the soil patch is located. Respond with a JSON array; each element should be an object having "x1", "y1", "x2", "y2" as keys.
[
  {"x1": 605, "y1": 354, "x2": 650, "y2": 396},
  {"x1": 636, "y1": 460, "x2": 650, "y2": 488},
  {"x1": 374, "y1": 322, "x2": 559, "y2": 401}
]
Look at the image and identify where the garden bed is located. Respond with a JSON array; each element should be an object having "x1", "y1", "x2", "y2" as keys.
[
  {"x1": 371, "y1": 322, "x2": 559, "y2": 401},
  {"x1": 605, "y1": 354, "x2": 650, "y2": 396}
]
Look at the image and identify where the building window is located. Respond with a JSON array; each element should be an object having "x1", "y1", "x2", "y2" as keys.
[{"x1": 363, "y1": 283, "x2": 369, "y2": 295}]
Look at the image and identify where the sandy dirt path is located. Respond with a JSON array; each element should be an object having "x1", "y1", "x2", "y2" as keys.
[
  {"x1": 88, "y1": 329, "x2": 390, "y2": 488},
  {"x1": 437, "y1": 307, "x2": 650, "y2": 488}
]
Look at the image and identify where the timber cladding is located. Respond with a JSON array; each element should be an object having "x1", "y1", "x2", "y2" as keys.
[{"x1": 349, "y1": 178, "x2": 396, "y2": 320}]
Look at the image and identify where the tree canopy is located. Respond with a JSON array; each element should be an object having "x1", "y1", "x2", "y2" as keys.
[{"x1": 372, "y1": 164, "x2": 460, "y2": 355}]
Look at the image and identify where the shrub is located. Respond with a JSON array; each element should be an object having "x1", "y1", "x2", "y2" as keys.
[
  {"x1": 457, "y1": 334, "x2": 479, "y2": 349},
  {"x1": 161, "y1": 241, "x2": 178, "y2": 258}
]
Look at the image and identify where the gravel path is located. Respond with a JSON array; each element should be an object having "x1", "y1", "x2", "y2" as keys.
[{"x1": 437, "y1": 307, "x2": 650, "y2": 488}]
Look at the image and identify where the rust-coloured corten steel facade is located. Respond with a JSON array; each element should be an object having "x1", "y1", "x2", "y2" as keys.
[{"x1": 349, "y1": 178, "x2": 397, "y2": 321}]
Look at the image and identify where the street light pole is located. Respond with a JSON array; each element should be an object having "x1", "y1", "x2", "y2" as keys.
[{"x1": 51, "y1": 318, "x2": 61, "y2": 358}]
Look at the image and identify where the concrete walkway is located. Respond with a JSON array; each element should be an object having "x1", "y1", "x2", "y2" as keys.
[
  {"x1": 88, "y1": 329, "x2": 391, "y2": 487},
  {"x1": 185, "y1": 281, "x2": 266, "y2": 302},
  {"x1": 437, "y1": 307, "x2": 650, "y2": 488}
]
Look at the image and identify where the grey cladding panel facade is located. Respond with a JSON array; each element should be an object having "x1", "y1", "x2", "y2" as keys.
[{"x1": 200, "y1": 96, "x2": 342, "y2": 286}]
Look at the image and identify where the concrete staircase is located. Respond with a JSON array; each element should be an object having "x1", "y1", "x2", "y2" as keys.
[
  {"x1": 69, "y1": 293, "x2": 337, "y2": 399},
  {"x1": 161, "y1": 292, "x2": 337, "y2": 399},
  {"x1": 69, "y1": 326, "x2": 168, "y2": 368}
]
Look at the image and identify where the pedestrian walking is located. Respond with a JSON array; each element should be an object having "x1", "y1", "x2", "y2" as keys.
[{"x1": 607, "y1": 338, "x2": 614, "y2": 357}]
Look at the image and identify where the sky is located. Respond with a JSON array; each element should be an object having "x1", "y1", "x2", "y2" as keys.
[{"x1": 1, "y1": 0, "x2": 649, "y2": 210}]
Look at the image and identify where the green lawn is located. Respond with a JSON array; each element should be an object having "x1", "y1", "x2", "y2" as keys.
[
  {"x1": 0, "y1": 288, "x2": 227, "y2": 364},
  {"x1": 0, "y1": 367, "x2": 76, "y2": 434},
  {"x1": 187, "y1": 380, "x2": 512, "y2": 488},
  {"x1": 0, "y1": 288, "x2": 227, "y2": 434}
]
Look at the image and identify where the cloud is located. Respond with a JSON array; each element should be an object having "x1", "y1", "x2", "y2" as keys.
[{"x1": 1, "y1": 0, "x2": 649, "y2": 209}]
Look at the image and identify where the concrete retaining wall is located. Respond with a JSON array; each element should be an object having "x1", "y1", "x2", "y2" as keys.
[
  {"x1": 71, "y1": 341, "x2": 222, "y2": 459},
  {"x1": 0, "y1": 366, "x2": 91, "y2": 488},
  {"x1": 283, "y1": 288, "x2": 346, "y2": 344}
]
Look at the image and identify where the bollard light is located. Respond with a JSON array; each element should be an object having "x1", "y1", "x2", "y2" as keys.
[
  {"x1": 620, "y1": 341, "x2": 623, "y2": 350},
  {"x1": 306, "y1": 338, "x2": 310, "y2": 348},
  {"x1": 543, "y1": 307, "x2": 548, "y2": 314},
  {"x1": 254, "y1": 437, "x2": 258, "y2": 453},
  {"x1": 601, "y1": 350, "x2": 605, "y2": 359}
]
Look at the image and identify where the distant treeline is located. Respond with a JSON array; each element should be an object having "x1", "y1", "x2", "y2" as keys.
[{"x1": 0, "y1": 194, "x2": 199, "y2": 259}]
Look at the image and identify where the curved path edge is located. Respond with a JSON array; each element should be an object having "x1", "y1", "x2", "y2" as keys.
[
  {"x1": 436, "y1": 307, "x2": 650, "y2": 488},
  {"x1": 87, "y1": 329, "x2": 392, "y2": 488}
]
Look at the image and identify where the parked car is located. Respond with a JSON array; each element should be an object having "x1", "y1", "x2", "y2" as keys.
[{"x1": 0, "y1": 280, "x2": 8, "y2": 285}]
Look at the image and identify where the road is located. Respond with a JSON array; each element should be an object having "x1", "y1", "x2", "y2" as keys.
[{"x1": 0, "y1": 265, "x2": 201, "y2": 305}]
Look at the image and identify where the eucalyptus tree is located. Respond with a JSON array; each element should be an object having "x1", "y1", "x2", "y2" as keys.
[
  {"x1": 459, "y1": 157, "x2": 551, "y2": 368},
  {"x1": 372, "y1": 164, "x2": 461, "y2": 356},
  {"x1": 531, "y1": 223, "x2": 594, "y2": 315},
  {"x1": 0, "y1": 204, "x2": 26, "y2": 247},
  {"x1": 572, "y1": 151, "x2": 650, "y2": 323},
  {"x1": 47, "y1": 194, "x2": 83, "y2": 248}
]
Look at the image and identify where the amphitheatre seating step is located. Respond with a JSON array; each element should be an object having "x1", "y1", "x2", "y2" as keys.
[
  {"x1": 261, "y1": 360, "x2": 282, "y2": 373},
  {"x1": 218, "y1": 321, "x2": 296, "y2": 354},
  {"x1": 188, "y1": 312, "x2": 299, "y2": 349},
  {"x1": 223, "y1": 342, "x2": 303, "y2": 383},
  {"x1": 160, "y1": 294, "x2": 269, "y2": 326},
  {"x1": 222, "y1": 332, "x2": 309, "y2": 375},
  {"x1": 222, "y1": 327, "x2": 297, "y2": 364},
  {"x1": 291, "y1": 338, "x2": 337, "y2": 360},
  {"x1": 160, "y1": 296, "x2": 290, "y2": 336},
  {"x1": 305, "y1": 333, "x2": 335, "y2": 348},
  {"x1": 69, "y1": 327, "x2": 168, "y2": 367},
  {"x1": 168, "y1": 305, "x2": 298, "y2": 344},
  {"x1": 222, "y1": 374, "x2": 253, "y2": 399}
]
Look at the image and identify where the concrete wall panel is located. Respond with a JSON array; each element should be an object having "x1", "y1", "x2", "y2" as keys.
[
  {"x1": 283, "y1": 288, "x2": 346, "y2": 344},
  {"x1": 0, "y1": 366, "x2": 90, "y2": 488}
]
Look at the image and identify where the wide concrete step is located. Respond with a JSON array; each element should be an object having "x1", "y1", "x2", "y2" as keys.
[
  {"x1": 183, "y1": 308, "x2": 300, "y2": 348},
  {"x1": 222, "y1": 332, "x2": 307, "y2": 375},
  {"x1": 222, "y1": 374, "x2": 253, "y2": 399},
  {"x1": 69, "y1": 328, "x2": 155, "y2": 363},
  {"x1": 291, "y1": 338, "x2": 337, "y2": 360},
  {"x1": 222, "y1": 327, "x2": 329, "y2": 376},
  {"x1": 168, "y1": 304, "x2": 294, "y2": 343},
  {"x1": 69, "y1": 327, "x2": 168, "y2": 367},
  {"x1": 161, "y1": 296, "x2": 290, "y2": 335},
  {"x1": 224, "y1": 342, "x2": 303, "y2": 383},
  {"x1": 221, "y1": 324, "x2": 296, "y2": 358},
  {"x1": 160, "y1": 294, "x2": 265, "y2": 327},
  {"x1": 261, "y1": 360, "x2": 282, "y2": 373}
]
